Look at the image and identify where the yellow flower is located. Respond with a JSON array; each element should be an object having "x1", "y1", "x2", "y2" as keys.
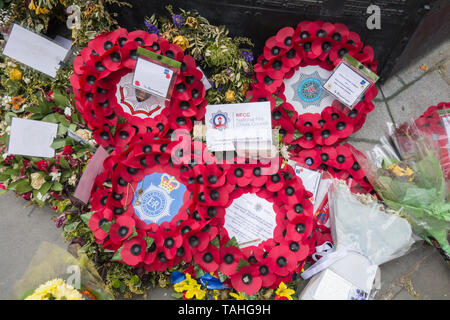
[
  {"x1": 173, "y1": 273, "x2": 198, "y2": 292},
  {"x1": 172, "y1": 35, "x2": 189, "y2": 51},
  {"x1": 28, "y1": 0, "x2": 36, "y2": 10},
  {"x1": 184, "y1": 284, "x2": 206, "y2": 300},
  {"x1": 10, "y1": 96, "x2": 26, "y2": 110},
  {"x1": 241, "y1": 82, "x2": 249, "y2": 95},
  {"x1": 185, "y1": 17, "x2": 198, "y2": 29},
  {"x1": 225, "y1": 90, "x2": 235, "y2": 102},
  {"x1": 26, "y1": 278, "x2": 84, "y2": 300},
  {"x1": 39, "y1": 7, "x2": 50, "y2": 15},
  {"x1": 75, "y1": 129, "x2": 92, "y2": 141},
  {"x1": 229, "y1": 292, "x2": 248, "y2": 300},
  {"x1": 30, "y1": 172, "x2": 46, "y2": 190},
  {"x1": 275, "y1": 282, "x2": 295, "y2": 300},
  {"x1": 9, "y1": 68, "x2": 22, "y2": 81}
]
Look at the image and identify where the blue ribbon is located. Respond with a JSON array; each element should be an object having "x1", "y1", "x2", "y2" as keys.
[
  {"x1": 198, "y1": 273, "x2": 229, "y2": 289},
  {"x1": 171, "y1": 271, "x2": 229, "y2": 289},
  {"x1": 170, "y1": 271, "x2": 186, "y2": 284}
]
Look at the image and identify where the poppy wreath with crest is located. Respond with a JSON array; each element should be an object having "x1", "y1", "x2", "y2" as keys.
[
  {"x1": 194, "y1": 158, "x2": 318, "y2": 295},
  {"x1": 86, "y1": 133, "x2": 235, "y2": 272},
  {"x1": 71, "y1": 28, "x2": 207, "y2": 149},
  {"x1": 247, "y1": 21, "x2": 378, "y2": 149},
  {"x1": 291, "y1": 142, "x2": 373, "y2": 194}
]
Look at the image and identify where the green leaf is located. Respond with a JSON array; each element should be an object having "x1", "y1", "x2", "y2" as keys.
[
  {"x1": 58, "y1": 125, "x2": 68, "y2": 136},
  {"x1": 171, "y1": 292, "x2": 184, "y2": 299},
  {"x1": 218, "y1": 271, "x2": 228, "y2": 283},
  {"x1": 38, "y1": 181, "x2": 52, "y2": 195},
  {"x1": 50, "y1": 138, "x2": 67, "y2": 150},
  {"x1": 225, "y1": 236, "x2": 239, "y2": 248},
  {"x1": 41, "y1": 113, "x2": 59, "y2": 123},
  {"x1": 143, "y1": 236, "x2": 154, "y2": 249},
  {"x1": 284, "y1": 108, "x2": 296, "y2": 118},
  {"x1": 274, "y1": 95, "x2": 284, "y2": 107},
  {"x1": 80, "y1": 212, "x2": 94, "y2": 226},
  {"x1": 64, "y1": 221, "x2": 80, "y2": 233},
  {"x1": 8, "y1": 179, "x2": 31, "y2": 193},
  {"x1": 53, "y1": 90, "x2": 70, "y2": 108},
  {"x1": 193, "y1": 263, "x2": 206, "y2": 278},
  {"x1": 52, "y1": 182, "x2": 63, "y2": 191},
  {"x1": 100, "y1": 221, "x2": 114, "y2": 233},
  {"x1": 292, "y1": 130, "x2": 303, "y2": 141},
  {"x1": 126, "y1": 226, "x2": 138, "y2": 240},
  {"x1": 236, "y1": 258, "x2": 250, "y2": 271},
  {"x1": 210, "y1": 236, "x2": 220, "y2": 249},
  {"x1": 111, "y1": 247, "x2": 123, "y2": 261}
]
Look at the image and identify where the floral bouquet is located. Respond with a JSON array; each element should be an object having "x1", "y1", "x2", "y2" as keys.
[
  {"x1": 10, "y1": 242, "x2": 114, "y2": 300},
  {"x1": 355, "y1": 121, "x2": 450, "y2": 257}
]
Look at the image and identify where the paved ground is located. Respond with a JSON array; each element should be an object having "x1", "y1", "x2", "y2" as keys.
[{"x1": 0, "y1": 38, "x2": 449, "y2": 300}]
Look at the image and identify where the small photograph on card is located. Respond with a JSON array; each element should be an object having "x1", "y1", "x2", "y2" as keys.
[{"x1": 131, "y1": 47, "x2": 180, "y2": 101}]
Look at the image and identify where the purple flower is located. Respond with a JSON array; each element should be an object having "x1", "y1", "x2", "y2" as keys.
[
  {"x1": 241, "y1": 50, "x2": 254, "y2": 62},
  {"x1": 144, "y1": 20, "x2": 160, "y2": 35},
  {"x1": 173, "y1": 15, "x2": 183, "y2": 28},
  {"x1": 55, "y1": 214, "x2": 66, "y2": 228}
]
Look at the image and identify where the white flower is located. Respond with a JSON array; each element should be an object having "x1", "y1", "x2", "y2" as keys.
[
  {"x1": 64, "y1": 107, "x2": 72, "y2": 117},
  {"x1": 49, "y1": 171, "x2": 61, "y2": 182},
  {"x1": 36, "y1": 192, "x2": 50, "y2": 202},
  {"x1": 23, "y1": 77, "x2": 31, "y2": 84},
  {"x1": 68, "y1": 175, "x2": 77, "y2": 186}
]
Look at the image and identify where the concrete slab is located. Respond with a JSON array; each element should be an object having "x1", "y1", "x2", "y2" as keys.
[
  {"x1": 396, "y1": 38, "x2": 450, "y2": 84},
  {"x1": 384, "y1": 70, "x2": 450, "y2": 126},
  {"x1": 0, "y1": 191, "x2": 65, "y2": 300}
]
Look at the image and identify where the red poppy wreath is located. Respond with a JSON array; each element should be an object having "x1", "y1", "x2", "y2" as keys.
[
  {"x1": 247, "y1": 21, "x2": 379, "y2": 149},
  {"x1": 71, "y1": 28, "x2": 207, "y2": 149},
  {"x1": 86, "y1": 133, "x2": 235, "y2": 272},
  {"x1": 414, "y1": 102, "x2": 450, "y2": 179},
  {"x1": 291, "y1": 142, "x2": 373, "y2": 194},
  {"x1": 198, "y1": 159, "x2": 318, "y2": 295}
]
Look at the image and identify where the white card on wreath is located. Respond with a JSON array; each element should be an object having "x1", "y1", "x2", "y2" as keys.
[
  {"x1": 2, "y1": 24, "x2": 70, "y2": 78},
  {"x1": 132, "y1": 57, "x2": 174, "y2": 98},
  {"x1": 294, "y1": 165, "x2": 322, "y2": 205},
  {"x1": 8, "y1": 117, "x2": 58, "y2": 158},
  {"x1": 205, "y1": 101, "x2": 272, "y2": 152},
  {"x1": 323, "y1": 62, "x2": 371, "y2": 107}
]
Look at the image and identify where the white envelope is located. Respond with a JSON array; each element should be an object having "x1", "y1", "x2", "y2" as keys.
[{"x1": 8, "y1": 118, "x2": 58, "y2": 158}]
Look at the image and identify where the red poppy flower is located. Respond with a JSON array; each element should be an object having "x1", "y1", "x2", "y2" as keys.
[
  {"x1": 109, "y1": 215, "x2": 136, "y2": 244},
  {"x1": 88, "y1": 210, "x2": 112, "y2": 243},
  {"x1": 332, "y1": 145, "x2": 354, "y2": 170},
  {"x1": 286, "y1": 215, "x2": 313, "y2": 242},
  {"x1": 267, "y1": 245, "x2": 297, "y2": 276},
  {"x1": 194, "y1": 243, "x2": 220, "y2": 273},
  {"x1": 120, "y1": 236, "x2": 146, "y2": 266},
  {"x1": 292, "y1": 149, "x2": 321, "y2": 170},
  {"x1": 219, "y1": 246, "x2": 243, "y2": 276},
  {"x1": 153, "y1": 221, "x2": 183, "y2": 260},
  {"x1": 285, "y1": 198, "x2": 314, "y2": 221},
  {"x1": 256, "y1": 258, "x2": 277, "y2": 288},
  {"x1": 230, "y1": 266, "x2": 262, "y2": 295}
]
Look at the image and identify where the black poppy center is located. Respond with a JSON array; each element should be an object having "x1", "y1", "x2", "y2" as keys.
[
  {"x1": 118, "y1": 226, "x2": 129, "y2": 237},
  {"x1": 305, "y1": 157, "x2": 314, "y2": 166},
  {"x1": 276, "y1": 257, "x2": 287, "y2": 267},
  {"x1": 336, "y1": 122, "x2": 346, "y2": 131},
  {"x1": 321, "y1": 129, "x2": 330, "y2": 138},
  {"x1": 242, "y1": 274, "x2": 253, "y2": 285},
  {"x1": 208, "y1": 175, "x2": 218, "y2": 184},
  {"x1": 290, "y1": 242, "x2": 300, "y2": 252},
  {"x1": 189, "y1": 235, "x2": 199, "y2": 247},
  {"x1": 337, "y1": 155, "x2": 346, "y2": 163},
  {"x1": 253, "y1": 167, "x2": 262, "y2": 177},
  {"x1": 203, "y1": 253, "x2": 213, "y2": 263},
  {"x1": 294, "y1": 204, "x2": 304, "y2": 213},
  {"x1": 130, "y1": 244, "x2": 142, "y2": 256},
  {"x1": 271, "y1": 174, "x2": 281, "y2": 183},
  {"x1": 234, "y1": 168, "x2": 244, "y2": 177},
  {"x1": 259, "y1": 265, "x2": 269, "y2": 276},
  {"x1": 285, "y1": 186, "x2": 295, "y2": 196},
  {"x1": 224, "y1": 254, "x2": 234, "y2": 264},
  {"x1": 271, "y1": 46, "x2": 281, "y2": 56},
  {"x1": 296, "y1": 223, "x2": 306, "y2": 233},
  {"x1": 164, "y1": 237, "x2": 175, "y2": 248}
]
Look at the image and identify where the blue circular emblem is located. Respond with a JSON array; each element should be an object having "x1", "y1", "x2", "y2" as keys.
[
  {"x1": 141, "y1": 190, "x2": 167, "y2": 217},
  {"x1": 298, "y1": 78, "x2": 322, "y2": 102},
  {"x1": 213, "y1": 113, "x2": 227, "y2": 129}
]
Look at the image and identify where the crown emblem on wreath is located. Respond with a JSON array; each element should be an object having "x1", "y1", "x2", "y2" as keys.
[{"x1": 159, "y1": 174, "x2": 180, "y2": 193}]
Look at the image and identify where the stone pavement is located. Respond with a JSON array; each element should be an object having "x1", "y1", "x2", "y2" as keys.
[{"x1": 0, "y1": 38, "x2": 449, "y2": 301}]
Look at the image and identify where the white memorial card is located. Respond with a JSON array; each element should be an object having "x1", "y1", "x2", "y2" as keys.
[
  {"x1": 205, "y1": 101, "x2": 272, "y2": 152},
  {"x1": 443, "y1": 115, "x2": 450, "y2": 154},
  {"x1": 132, "y1": 56, "x2": 174, "y2": 98},
  {"x1": 2, "y1": 24, "x2": 70, "y2": 78},
  {"x1": 8, "y1": 118, "x2": 58, "y2": 158},
  {"x1": 197, "y1": 67, "x2": 212, "y2": 91},
  {"x1": 323, "y1": 62, "x2": 371, "y2": 108},
  {"x1": 224, "y1": 193, "x2": 277, "y2": 248},
  {"x1": 294, "y1": 165, "x2": 322, "y2": 205}
]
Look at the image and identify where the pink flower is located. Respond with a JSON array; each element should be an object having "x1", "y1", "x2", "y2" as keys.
[
  {"x1": 23, "y1": 160, "x2": 31, "y2": 168},
  {"x1": 4, "y1": 155, "x2": 15, "y2": 165},
  {"x1": 21, "y1": 192, "x2": 31, "y2": 201},
  {"x1": 0, "y1": 183, "x2": 6, "y2": 189}
]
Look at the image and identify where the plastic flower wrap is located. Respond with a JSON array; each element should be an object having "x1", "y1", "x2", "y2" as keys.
[
  {"x1": 10, "y1": 242, "x2": 114, "y2": 300},
  {"x1": 300, "y1": 181, "x2": 416, "y2": 300},
  {"x1": 355, "y1": 121, "x2": 450, "y2": 256}
]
